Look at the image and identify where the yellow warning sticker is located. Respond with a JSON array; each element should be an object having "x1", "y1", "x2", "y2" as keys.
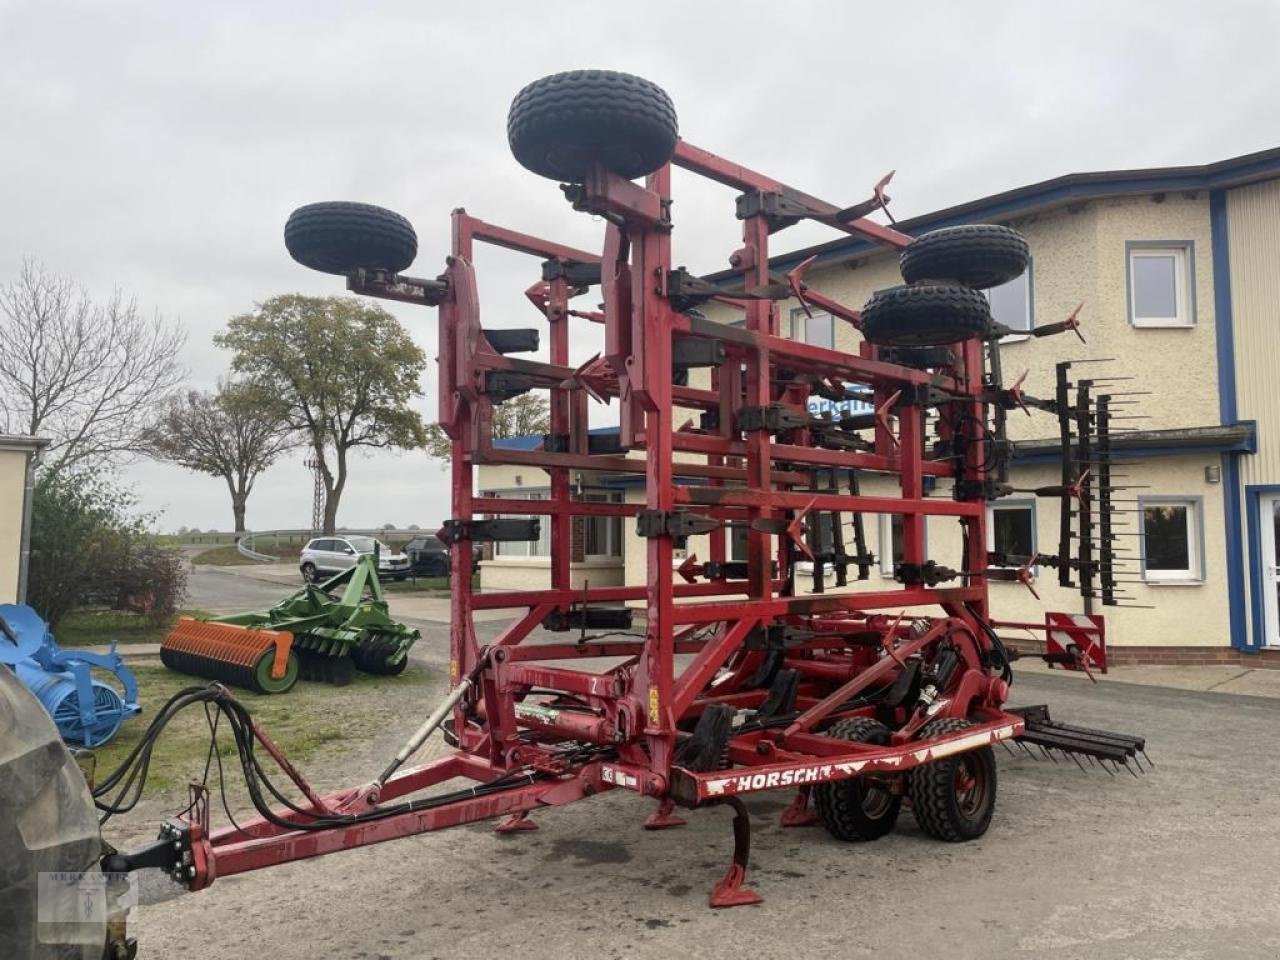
[
  {"x1": 648, "y1": 686, "x2": 660, "y2": 726},
  {"x1": 449, "y1": 659, "x2": 459, "y2": 685}
]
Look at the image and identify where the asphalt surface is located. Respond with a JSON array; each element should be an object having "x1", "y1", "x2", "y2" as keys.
[{"x1": 123, "y1": 569, "x2": 1280, "y2": 960}]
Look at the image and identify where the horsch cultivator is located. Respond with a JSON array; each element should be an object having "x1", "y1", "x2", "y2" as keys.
[{"x1": 2, "y1": 70, "x2": 1150, "y2": 959}]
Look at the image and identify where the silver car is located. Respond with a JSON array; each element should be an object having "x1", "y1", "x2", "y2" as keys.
[{"x1": 299, "y1": 535, "x2": 411, "y2": 582}]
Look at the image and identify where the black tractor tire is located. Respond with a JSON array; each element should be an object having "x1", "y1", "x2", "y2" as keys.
[
  {"x1": 0, "y1": 665, "x2": 106, "y2": 959},
  {"x1": 899, "y1": 224, "x2": 1030, "y2": 290},
  {"x1": 907, "y1": 717, "x2": 997, "y2": 842},
  {"x1": 813, "y1": 717, "x2": 902, "y2": 841},
  {"x1": 861, "y1": 283, "x2": 994, "y2": 346},
  {"x1": 508, "y1": 70, "x2": 678, "y2": 182},
  {"x1": 284, "y1": 201, "x2": 417, "y2": 276}
]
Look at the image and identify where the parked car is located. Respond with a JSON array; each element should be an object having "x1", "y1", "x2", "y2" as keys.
[
  {"x1": 299, "y1": 536, "x2": 411, "y2": 582},
  {"x1": 403, "y1": 536, "x2": 481, "y2": 578}
]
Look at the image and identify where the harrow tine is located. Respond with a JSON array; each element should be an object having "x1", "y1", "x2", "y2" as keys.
[
  {"x1": 1068, "y1": 752, "x2": 1088, "y2": 773},
  {"x1": 1141, "y1": 749, "x2": 1154, "y2": 767},
  {"x1": 1100, "y1": 759, "x2": 1117, "y2": 778}
]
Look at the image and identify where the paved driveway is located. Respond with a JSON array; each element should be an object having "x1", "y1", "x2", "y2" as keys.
[{"x1": 122, "y1": 619, "x2": 1280, "y2": 960}]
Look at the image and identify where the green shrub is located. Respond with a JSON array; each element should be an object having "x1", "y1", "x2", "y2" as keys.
[{"x1": 27, "y1": 472, "x2": 187, "y2": 627}]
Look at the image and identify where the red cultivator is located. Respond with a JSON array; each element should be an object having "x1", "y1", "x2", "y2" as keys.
[{"x1": 99, "y1": 69, "x2": 1148, "y2": 928}]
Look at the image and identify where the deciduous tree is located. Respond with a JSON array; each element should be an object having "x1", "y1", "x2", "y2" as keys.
[
  {"x1": 145, "y1": 380, "x2": 296, "y2": 534},
  {"x1": 422, "y1": 392, "x2": 550, "y2": 465},
  {"x1": 215, "y1": 295, "x2": 427, "y2": 533}
]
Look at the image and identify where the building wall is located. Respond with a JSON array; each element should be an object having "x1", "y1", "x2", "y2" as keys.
[
  {"x1": 473, "y1": 460, "x2": 626, "y2": 592},
  {"x1": 1226, "y1": 178, "x2": 1280, "y2": 648},
  {"x1": 0, "y1": 448, "x2": 31, "y2": 604}
]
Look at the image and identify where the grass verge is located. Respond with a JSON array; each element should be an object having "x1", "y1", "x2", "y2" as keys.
[
  {"x1": 55, "y1": 609, "x2": 213, "y2": 647},
  {"x1": 191, "y1": 543, "x2": 299, "y2": 566},
  {"x1": 92, "y1": 660, "x2": 434, "y2": 797}
]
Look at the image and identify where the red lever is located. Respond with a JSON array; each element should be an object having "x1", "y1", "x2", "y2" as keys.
[
  {"x1": 1007, "y1": 370, "x2": 1031, "y2": 416},
  {"x1": 873, "y1": 170, "x2": 895, "y2": 224},
  {"x1": 676, "y1": 554, "x2": 701, "y2": 584},
  {"x1": 786, "y1": 497, "x2": 818, "y2": 562},
  {"x1": 785, "y1": 254, "x2": 819, "y2": 321},
  {"x1": 1016, "y1": 554, "x2": 1040, "y2": 600},
  {"x1": 875, "y1": 390, "x2": 902, "y2": 450}
]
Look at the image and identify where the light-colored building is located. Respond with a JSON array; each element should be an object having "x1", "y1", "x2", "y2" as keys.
[
  {"x1": 0, "y1": 435, "x2": 48, "y2": 605},
  {"x1": 476, "y1": 148, "x2": 1280, "y2": 667}
]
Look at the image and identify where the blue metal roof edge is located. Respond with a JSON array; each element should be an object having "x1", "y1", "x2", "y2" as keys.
[{"x1": 704, "y1": 147, "x2": 1280, "y2": 282}]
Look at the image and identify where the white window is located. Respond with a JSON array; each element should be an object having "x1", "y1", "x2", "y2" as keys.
[
  {"x1": 1128, "y1": 244, "x2": 1193, "y2": 328},
  {"x1": 987, "y1": 501, "x2": 1036, "y2": 566},
  {"x1": 985, "y1": 268, "x2": 1032, "y2": 341},
  {"x1": 789, "y1": 308, "x2": 835, "y2": 348},
  {"x1": 1141, "y1": 498, "x2": 1202, "y2": 582},
  {"x1": 490, "y1": 491, "x2": 550, "y2": 558},
  {"x1": 582, "y1": 492, "x2": 623, "y2": 559}
]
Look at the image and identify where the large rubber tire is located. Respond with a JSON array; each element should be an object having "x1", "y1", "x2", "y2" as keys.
[
  {"x1": 899, "y1": 224, "x2": 1030, "y2": 290},
  {"x1": 813, "y1": 717, "x2": 902, "y2": 841},
  {"x1": 508, "y1": 70, "x2": 678, "y2": 182},
  {"x1": 861, "y1": 283, "x2": 994, "y2": 346},
  {"x1": 907, "y1": 717, "x2": 997, "y2": 842},
  {"x1": 284, "y1": 201, "x2": 417, "y2": 275},
  {"x1": 0, "y1": 665, "x2": 105, "y2": 959}
]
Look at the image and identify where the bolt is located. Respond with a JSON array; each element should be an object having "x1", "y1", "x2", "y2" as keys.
[
  {"x1": 187, "y1": 866, "x2": 196, "y2": 878},
  {"x1": 729, "y1": 254, "x2": 742, "y2": 267}
]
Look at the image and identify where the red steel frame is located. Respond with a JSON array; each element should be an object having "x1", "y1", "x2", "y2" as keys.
[{"x1": 181, "y1": 139, "x2": 1093, "y2": 905}]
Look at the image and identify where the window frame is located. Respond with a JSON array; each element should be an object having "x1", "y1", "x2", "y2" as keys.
[
  {"x1": 986, "y1": 499, "x2": 1038, "y2": 571},
  {"x1": 581, "y1": 490, "x2": 624, "y2": 560},
  {"x1": 1126, "y1": 241, "x2": 1196, "y2": 329},
  {"x1": 1139, "y1": 495, "x2": 1204, "y2": 584},
  {"x1": 484, "y1": 488, "x2": 551, "y2": 559},
  {"x1": 788, "y1": 307, "x2": 835, "y2": 349},
  {"x1": 985, "y1": 259, "x2": 1034, "y2": 343}
]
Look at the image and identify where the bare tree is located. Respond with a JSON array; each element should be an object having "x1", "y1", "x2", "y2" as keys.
[
  {"x1": 145, "y1": 381, "x2": 296, "y2": 533},
  {"x1": 0, "y1": 258, "x2": 186, "y2": 474}
]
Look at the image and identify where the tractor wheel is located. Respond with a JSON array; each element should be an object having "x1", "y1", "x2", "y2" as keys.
[
  {"x1": 899, "y1": 224, "x2": 1030, "y2": 290},
  {"x1": 284, "y1": 200, "x2": 417, "y2": 275},
  {"x1": 0, "y1": 664, "x2": 106, "y2": 959},
  {"x1": 860, "y1": 283, "x2": 994, "y2": 346},
  {"x1": 507, "y1": 70, "x2": 678, "y2": 182},
  {"x1": 813, "y1": 717, "x2": 901, "y2": 841},
  {"x1": 907, "y1": 717, "x2": 997, "y2": 842}
]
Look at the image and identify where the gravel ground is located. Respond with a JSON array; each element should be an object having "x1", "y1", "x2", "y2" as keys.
[{"x1": 107, "y1": 569, "x2": 1280, "y2": 959}]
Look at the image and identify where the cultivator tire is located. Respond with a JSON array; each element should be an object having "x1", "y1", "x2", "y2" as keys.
[
  {"x1": 351, "y1": 637, "x2": 409, "y2": 676},
  {"x1": 0, "y1": 665, "x2": 105, "y2": 959},
  {"x1": 508, "y1": 70, "x2": 678, "y2": 182},
  {"x1": 813, "y1": 717, "x2": 901, "y2": 841},
  {"x1": 907, "y1": 718, "x2": 997, "y2": 842},
  {"x1": 296, "y1": 650, "x2": 355, "y2": 686},
  {"x1": 899, "y1": 224, "x2": 1030, "y2": 290},
  {"x1": 285, "y1": 200, "x2": 418, "y2": 275},
  {"x1": 861, "y1": 282, "x2": 994, "y2": 346}
]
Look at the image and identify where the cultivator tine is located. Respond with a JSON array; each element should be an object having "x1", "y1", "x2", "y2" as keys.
[{"x1": 1068, "y1": 752, "x2": 1088, "y2": 773}]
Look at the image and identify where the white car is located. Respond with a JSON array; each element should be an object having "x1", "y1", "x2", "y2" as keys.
[{"x1": 299, "y1": 535, "x2": 411, "y2": 582}]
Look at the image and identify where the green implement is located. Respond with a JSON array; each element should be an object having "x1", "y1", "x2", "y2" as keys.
[{"x1": 160, "y1": 556, "x2": 419, "y2": 692}]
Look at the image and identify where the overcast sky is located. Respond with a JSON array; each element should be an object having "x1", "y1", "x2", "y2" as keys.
[{"x1": 2, "y1": 1, "x2": 1276, "y2": 533}]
